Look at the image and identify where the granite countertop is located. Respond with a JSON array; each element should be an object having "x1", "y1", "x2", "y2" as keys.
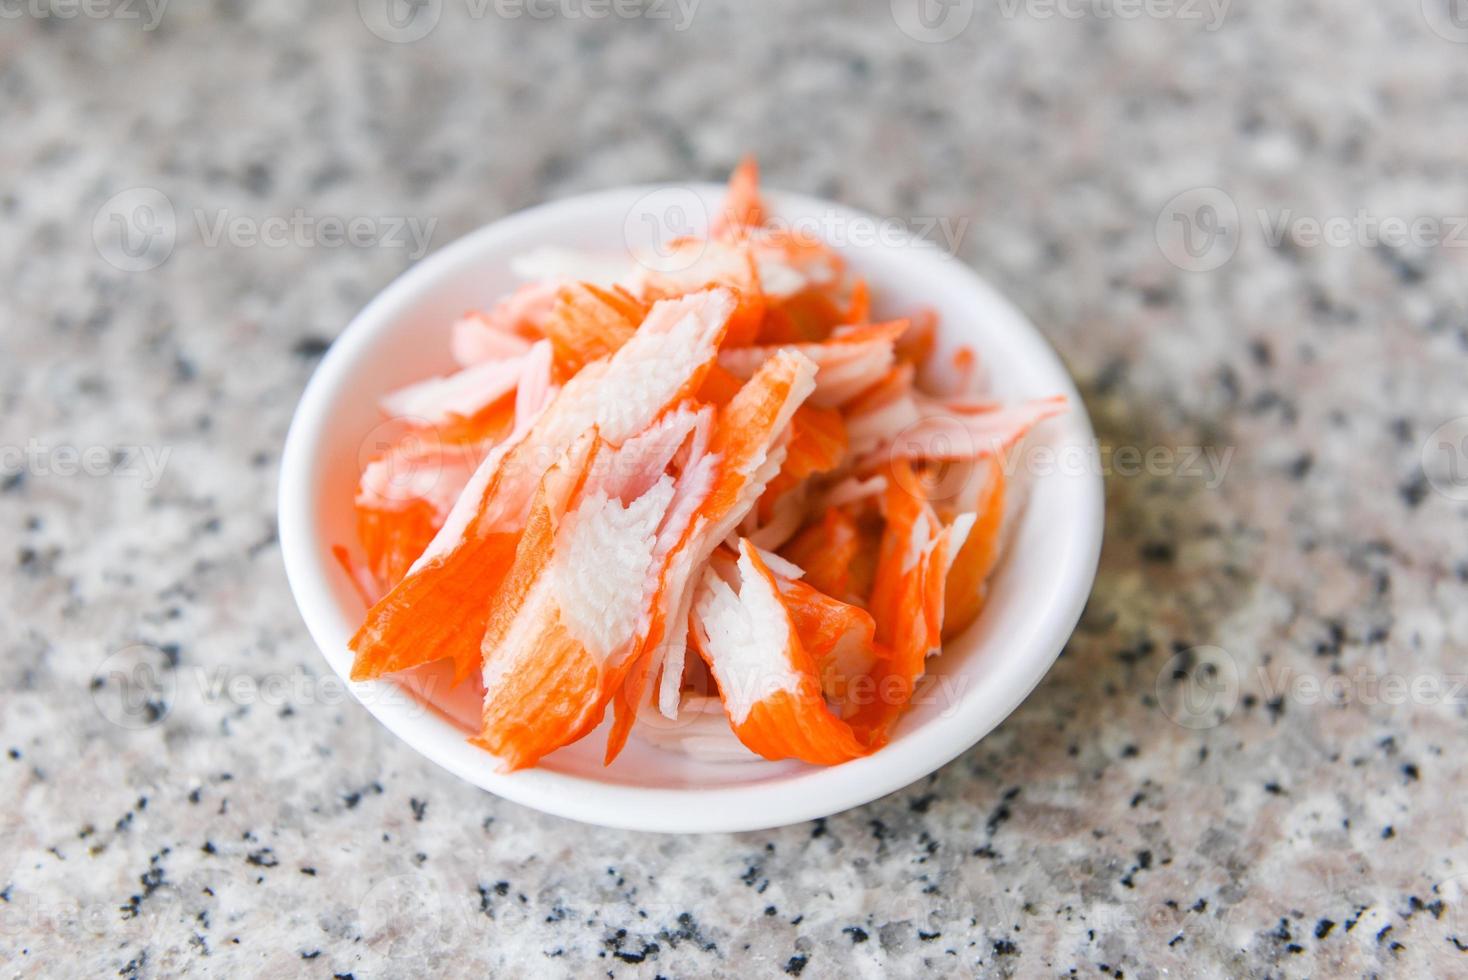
[{"x1": 3, "y1": 1, "x2": 1466, "y2": 976}]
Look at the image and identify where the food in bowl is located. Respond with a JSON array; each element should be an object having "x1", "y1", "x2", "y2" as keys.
[{"x1": 337, "y1": 160, "x2": 1066, "y2": 772}]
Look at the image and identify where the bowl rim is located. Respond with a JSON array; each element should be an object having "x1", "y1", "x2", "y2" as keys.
[{"x1": 278, "y1": 182, "x2": 1104, "y2": 834}]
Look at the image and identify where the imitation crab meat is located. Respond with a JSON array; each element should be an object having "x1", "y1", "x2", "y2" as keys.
[{"x1": 338, "y1": 159, "x2": 1066, "y2": 770}]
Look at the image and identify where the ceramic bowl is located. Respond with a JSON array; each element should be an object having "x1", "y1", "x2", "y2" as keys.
[{"x1": 279, "y1": 183, "x2": 1103, "y2": 833}]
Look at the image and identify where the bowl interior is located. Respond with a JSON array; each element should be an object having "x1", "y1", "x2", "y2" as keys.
[{"x1": 280, "y1": 184, "x2": 1102, "y2": 831}]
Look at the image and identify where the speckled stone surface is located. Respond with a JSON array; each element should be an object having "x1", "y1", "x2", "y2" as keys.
[{"x1": 2, "y1": 1, "x2": 1467, "y2": 977}]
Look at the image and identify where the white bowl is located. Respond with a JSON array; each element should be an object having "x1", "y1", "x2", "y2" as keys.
[{"x1": 279, "y1": 183, "x2": 1103, "y2": 834}]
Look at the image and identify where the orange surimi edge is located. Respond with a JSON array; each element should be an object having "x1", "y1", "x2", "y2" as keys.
[
  {"x1": 540, "y1": 282, "x2": 647, "y2": 376},
  {"x1": 336, "y1": 159, "x2": 1067, "y2": 769},
  {"x1": 782, "y1": 507, "x2": 861, "y2": 600},
  {"x1": 690, "y1": 541, "x2": 869, "y2": 766},
  {"x1": 712, "y1": 155, "x2": 765, "y2": 238},
  {"x1": 942, "y1": 458, "x2": 1007, "y2": 639}
]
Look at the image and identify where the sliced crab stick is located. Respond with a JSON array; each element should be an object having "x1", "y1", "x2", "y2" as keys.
[
  {"x1": 353, "y1": 500, "x2": 438, "y2": 594},
  {"x1": 472, "y1": 408, "x2": 706, "y2": 770},
  {"x1": 690, "y1": 540, "x2": 869, "y2": 766},
  {"x1": 449, "y1": 280, "x2": 561, "y2": 367},
  {"x1": 779, "y1": 506, "x2": 862, "y2": 603},
  {"x1": 340, "y1": 157, "x2": 1072, "y2": 770},
  {"x1": 352, "y1": 346, "x2": 541, "y2": 593},
  {"x1": 864, "y1": 394, "x2": 1067, "y2": 468},
  {"x1": 850, "y1": 461, "x2": 974, "y2": 745},
  {"x1": 755, "y1": 288, "x2": 852, "y2": 345},
  {"x1": 711, "y1": 156, "x2": 764, "y2": 239},
  {"x1": 539, "y1": 282, "x2": 647, "y2": 375},
  {"x1": 349, "y1": 290, "x2": 735, "y2": 685},
  {"x1": 772, "y1": 574, "x2": 878, "y2": 713},
  {"x1": 717, "y1": 320, "x2": 908, "y2": 408},
  {"x1": 756, "y1": 402, "x2": 847, "y2": 521},
  {"x1": 843, "y1": 362, "x2": 918, "y2": 455},
  {"x1": 650, "y1": 348, "x2": 817, "y2": 719},
  {"x1": 604, "y1": 348, "x2": 818, "y2": 760},
  {"x1": 748, "y1": 226, "x2": 845, "y2": 301},
  {"x1": 354, "y1": 430, "x2": 487, "y2": 591},
  {"x1": 378, "y1": 353, "x2": 527, "y2": 430},
  {"x1": 941, "y1": 458, "x2": 1007, "y2": 639},
  {"x1": 449, "y1": 313, "x2": 536, "y2": 367},
  {"x1": 628, "y1": 239, "x2": 765, "y2": 347}
]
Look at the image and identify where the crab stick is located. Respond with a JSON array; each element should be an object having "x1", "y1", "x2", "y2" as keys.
[
  {"x1": 690, "y1": 540, "x2": 869, "y2": 765},
  {"x1": 349, "y1": 289, "x2": 736, "y2": 685}
]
